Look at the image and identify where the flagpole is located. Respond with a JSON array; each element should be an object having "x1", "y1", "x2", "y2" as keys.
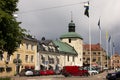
[
  {"x1": 87, "y1": 1, "x2": 92, "y2": 71},
  {"x1": 100, "y1": 28, "x2": 102, "y2": 71},
  {"x1": 110, "y1": 38, "x2": 112, "y2": 69},
  {"x1": 106, "y1": 32, "x2": 109, "y2": 70},
  {"x1": 84, "y1": 1, "x2": 91, "y2": 71},
  {"x1": 89, "y1": 14, "x2": 92, "y2": 71},
  {"x1": 112, "y1": 42, "x2": 115, "y2": 69}
]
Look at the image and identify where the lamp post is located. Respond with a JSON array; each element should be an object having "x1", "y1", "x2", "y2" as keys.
[{"x1": 13, "y1": 58, "x2": 22, "y2": 75}]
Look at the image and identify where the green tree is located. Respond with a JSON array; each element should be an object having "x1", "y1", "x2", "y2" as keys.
[{"x1": 0, "y1": 0, "x2": 26, "y2": 55}]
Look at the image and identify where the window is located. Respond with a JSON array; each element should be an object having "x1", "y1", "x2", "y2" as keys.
[
  {"x1": 31, "y1": 45, "x2": 34, "y2": 50},
  {"x1": 92, "y1": 58, "x2": 96, "y2": 62},
  {"x1": 0, "y1": 54, "x2": 3, "y2": 61},
  {"x1": 69, "y1": 39, "x2": 71, "y2": 43},
  {"x1": 88, "y1": 52, "x2": 90, "y2": 54},
  {"x1": 25, "y1": 55, "x2": 29, "y2": 62},
  {"x1": 31, "y1": 55, "x2": 34, "y2": 62},
  {"x1": 117, "y1": 60, "x2": 119, "y2": 63},
  {"x1": 6, "y1": 67, "x2": 12, "y2": 72},
  {"x1": 0, "y1": 67, "x2": 4, "y2": 73},
  {"x1": 17, "y1": 54, "x2": 20, "y2": 59},
  {"x1": 87, "y1": 58, "x2": 90, "y2": 60},
  {"x1": 83, "y1": 57, "x2": 85, "y2": 60},
  {"x1": 98, "y1": 52, "x2": 100, "y2": 55},
  {"x1": 49, "y1": 58, "x2": 54, "y2": 64},
  {"x1": 67, "y1": 55, "x2": 69, "y2": 61},
  {"x1": 98, "y1": 57, "x2": 100, "y2": 61},
  {"x1": 41, "y1": 55, "x2": 45, "y2": 64},
  {"x1": 56, "y1": 57, "x2": 59, "y2": 64},
  {"x1": 7, "y1": 54, "x2": 10, "y2": 62},
  {"x1": 26, "y1": 43, "x2": 29, "y2": 50},
  {"x1": 93, "y1": 52, "x2": 96, "y2": 55},
  {"x1": 72, "y1": 56, "x2": 75, "y2": 62},
  {"x1": 80, "y1": 58, "x2": 81, "y2": 61},
  {"x1": 83, "y1": 52, "x2": 86, "y2": 55}
]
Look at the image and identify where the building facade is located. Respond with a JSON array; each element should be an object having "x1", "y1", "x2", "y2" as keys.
[
  {"x1": 60, "y1": 20, "x2": 83, "y2": 66},
  {"x1": 0, "y1": 37, "x2": 37, "y2": 76},
  {"x1": 36, "y1": 39, "x2": 78, "y2": 70},
  {"x1": 36, "y1": 20, "x2": 83, "y2": 70},
  {"x1": 111, "y1": 52, "x2": 120, "y2": 69},
  {"x1": 83, "y1": 43, "x2": 107, "y2": 68}
]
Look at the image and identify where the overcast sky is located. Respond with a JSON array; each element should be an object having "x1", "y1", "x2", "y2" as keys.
[{"x1": 17, "y1": 0, "x2": 120, "y2": 54}]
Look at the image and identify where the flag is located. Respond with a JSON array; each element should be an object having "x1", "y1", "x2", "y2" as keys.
[
  {"x1": 106, "y1": 31, "x2": 108, "y2": 40},
  {"x1": 108, "y1": 36, "x2": 111, "y2": 42},
  {"x1": 98, "y1": 18, "x2": 101, "y2": 30},
  {"x1": 84, "y1": 2, "x2": 89, "y2": 17}
]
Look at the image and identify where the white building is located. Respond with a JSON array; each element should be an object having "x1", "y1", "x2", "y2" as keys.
[{"x1": 36, "y1": 20, "x2": 83, "y2": 70}]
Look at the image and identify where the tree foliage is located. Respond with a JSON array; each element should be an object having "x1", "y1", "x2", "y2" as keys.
[{"x1": 0, "y1": 0, "x2": 26, "y2": 55}]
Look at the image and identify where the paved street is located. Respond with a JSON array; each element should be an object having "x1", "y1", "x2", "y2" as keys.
[{"x1": 11, "y1": 70, "x2": 114, "y2": 80}]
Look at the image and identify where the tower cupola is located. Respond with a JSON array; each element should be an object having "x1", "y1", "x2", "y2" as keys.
[{"x1": 68, "y1": 20, "x2": 75, "y2": 32}]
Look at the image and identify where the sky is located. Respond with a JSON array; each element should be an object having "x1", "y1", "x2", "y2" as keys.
[{"x1": 17, "y1": 0, "x2": 120, "y2": 54}]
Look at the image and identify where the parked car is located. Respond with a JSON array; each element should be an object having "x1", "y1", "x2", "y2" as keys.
[
  {"x1": 40, "y1": 69, "x2": 55, "y2": 75},
  {"x1": 106, "y1": 71, "x2": 120, "y2": 80},
  {"x1": 25, "y1": 69, "x2": 34, "y2": 76},
  {"x1": 103, "y1": 67, "x2": 109, "y2": 70},
  {"x1": 19, "y1": 69, "x2": 36, "y2": 76},
  {"x1": 54, "y1": 70, "x2": 61, "y2": 75},
  {"x1": 88, "y1": 69, "x2": 99, "y2": 75},
  {"x1": 62, "y1": 66, "x2": 89, "y2": 77},
  {"x1": 33, "y1": 70, "x2": 40, "y2": 76},
  {"x1": 106, "y1": 72, "x2": 116, "y2": 80},
  {"x1": 84, "y1": 66, "x2": 99, "y2": 75}
]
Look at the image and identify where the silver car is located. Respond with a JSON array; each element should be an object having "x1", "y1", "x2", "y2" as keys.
[{"x1": 25, "y1": 69, "x2": 33, "y2": 76}]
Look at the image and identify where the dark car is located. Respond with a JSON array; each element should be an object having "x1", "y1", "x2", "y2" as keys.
[
  {"x1": 106, "y1": 71, "x2": 120, "y2": 80},
  {"x1": 33, "y1": 70, "x2": 40, "y2": 76},
  {"x1": 106, "y1": 73, "x2": 116, "y2": 80}
]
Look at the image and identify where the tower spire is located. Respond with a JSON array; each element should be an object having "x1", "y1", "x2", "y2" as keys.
[
  {"x1": 71, "y1": 11, "x2": 73, "y2": 22},
  {"x1": 68, "y1": 11, "x2": 75, "y2": 32}
]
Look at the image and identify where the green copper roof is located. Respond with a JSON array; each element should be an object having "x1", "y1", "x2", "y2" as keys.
[
  {"x1": 60, "y1": 32, "x2": 83, "y2": 39},
  {"x1": 53, "y1": 40, "x2": 77, "y2": 55}
]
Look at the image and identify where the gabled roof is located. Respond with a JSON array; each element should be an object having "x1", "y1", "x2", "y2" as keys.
[
  {"x1": 23, "y1": 36, "x2": 38, "y2": 42},
  {"x1": 53, "y1": 40, "x2": 77, "y2": 55},
  {"x1": 83, "y1": 43, "x2": 104, "y2": 51},
  {"x1": 60, "y1": 32, "x2": 83, "y2": 40}
]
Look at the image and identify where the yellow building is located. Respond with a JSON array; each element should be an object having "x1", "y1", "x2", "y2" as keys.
[
  {"x1": 0, "y1": 37, "x2": 37, "y2": 77},
  {"x1": 111, "y1": 52, "x2": 120, "y2": 69},
  {"x1": 83, "y1": 43, "x2": 107, "y2": 68}
]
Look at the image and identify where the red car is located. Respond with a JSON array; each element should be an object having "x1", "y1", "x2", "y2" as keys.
[
  {"x1": 62, "y1": 66, "x2": 89, "y2": 77},
  {"x1": 40, "y1": 70, "x2": 55, "y2": 75}
]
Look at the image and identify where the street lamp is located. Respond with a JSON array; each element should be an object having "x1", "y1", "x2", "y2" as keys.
[{"x1": 13, "y1": 58, "x2": 22, "y2": 75}]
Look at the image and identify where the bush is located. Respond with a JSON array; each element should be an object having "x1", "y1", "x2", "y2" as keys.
[{"x1": 0, "y1": 77, "x2": 11, "y2": 80}]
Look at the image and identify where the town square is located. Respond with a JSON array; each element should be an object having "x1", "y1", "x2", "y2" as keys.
[{"x1": 0, "y1": 0, "x2": 120, "y2": 80}]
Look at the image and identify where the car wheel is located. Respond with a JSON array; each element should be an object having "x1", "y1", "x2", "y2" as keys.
[{"x1": 91, "y1": 72, "x2": 95, "y2": 75}]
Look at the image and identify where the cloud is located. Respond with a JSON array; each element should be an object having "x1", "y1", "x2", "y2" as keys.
[{"x1": 17, "y1": 0, "x2": 120, "y2": 53}]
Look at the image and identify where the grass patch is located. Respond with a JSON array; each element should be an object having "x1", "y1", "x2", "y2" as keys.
[{"x1": 0, "y1": 77, "x2": 11, "y2": 80}]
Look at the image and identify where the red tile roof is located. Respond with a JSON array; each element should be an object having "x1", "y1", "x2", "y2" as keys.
[{"x1": 83, "y1": 43, "x2": 103, "y2": 51}]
